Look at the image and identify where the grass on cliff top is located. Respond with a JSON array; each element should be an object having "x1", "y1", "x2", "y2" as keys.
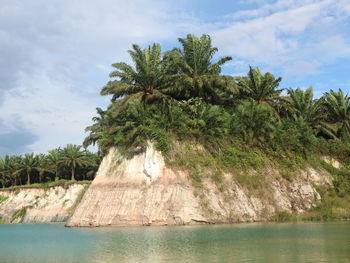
[
  {"x1": 166, "y1": 139, "x2": 312, "y2": 188},
  {"x1": 1, "y1": 179, "x2": 91, "y2": 191}
]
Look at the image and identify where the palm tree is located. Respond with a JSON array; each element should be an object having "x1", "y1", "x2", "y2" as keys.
[
  {"x1": 100, "y1": 43, "x2": 172, "y2": 114},
  {"x1": 168, "y1": 34, "x2": 233, "y2": 103},
  {"x1": 323, "y1": 89, "x2": 350, "y2": 139},
  {"x1": 36, "y1": 153, "x2": 49, "y2": 183},
  {"x1": 286, "y1": 87, "x2": 336, "y2": 138},
  {"x1": 46, "y1": 148, "x2": 62, "y2": 181},
  {"x1": 16, "y1": 153, "x2": 40, "y2": 185},
  {"x1": 60, "y1": 145, "x2": 89, "y2": 181},
  {"x1": 236, "y1": 66, "x2": 284, "y2": 115}
]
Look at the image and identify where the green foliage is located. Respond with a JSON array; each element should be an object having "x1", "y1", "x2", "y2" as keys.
[
  {"x1": 0, "y1": 216, "x2": 5, "y2": 224},
  {"x1": 84, "y1": 34, "x2": 350, "y2": 163},
  {"x1": 272, "y1": 119, "x2": 318, "y2": 153},
  {"x1": 218, "y1": 146, "x2": 266, "y2": 171},
  {"x1": 236, "y1": 66, "x2": 283, "y2": 115},
  {"x1": 323, "y1": 89, "x2": 350, "y2": 139},
  {"x1": 302, "y1": 188, "x2": 350, "y2": 221},
  {"x1": 168, "y1": 34, "x2": 234, "y2": 104},
  {"x1": 101, "y1": 43, "x2": 172, "y2": 108},
  {"x1": 231, "y1": 102, "x2": 277, "y2": 145}
]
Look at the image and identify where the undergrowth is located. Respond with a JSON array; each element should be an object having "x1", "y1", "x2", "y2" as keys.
[{"x1": 0, "y1": 195, "x2": 9, "y2": 203}]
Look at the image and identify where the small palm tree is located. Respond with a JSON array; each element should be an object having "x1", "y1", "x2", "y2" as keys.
[
  {"x1": 232, "y1": 101, "x2": 277, "y2": 145},
  {"x1": 168, "y1": 34, "x2": 233, "y2": 103},
  {"x1": 236, "y1": 66, "x2": 283, "y2": 115},
  {"x1": 323, "y1": 89, "x2": 350, "y2": 139},
  {"x1": 60, "y1": 145, "x2": 89, "y2": 181}
]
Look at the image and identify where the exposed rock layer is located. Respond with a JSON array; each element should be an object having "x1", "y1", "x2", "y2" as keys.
[
  {"x1": 66, "y1": 145, "x2": 333, "y2": 227},
  {"x1": 0, "y1": 183, "x2": 87, "y2": 223}
]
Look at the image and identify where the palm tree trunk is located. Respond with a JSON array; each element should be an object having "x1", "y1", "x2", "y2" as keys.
[
  {"x1": 55, "y1": 167, "x2": 58, "y2": 181},
  {"x1": 27, "y1": 171, "x2": 30, "y2": 185},
  {"x1": 71, "y1": 165, "x2": 75, "y2": 181}
]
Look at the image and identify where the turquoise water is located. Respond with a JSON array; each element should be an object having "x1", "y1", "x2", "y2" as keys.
[{"x1": 0, "y1": 222, "x2": 350, "y2": 263}]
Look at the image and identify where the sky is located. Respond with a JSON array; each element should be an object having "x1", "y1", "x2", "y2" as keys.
[{"x1": 0, "y1": 0, "x2": 349, "y2": 156}]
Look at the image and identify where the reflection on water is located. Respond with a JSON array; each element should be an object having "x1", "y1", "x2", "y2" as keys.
[{"x1": 0, "y1": 222, "x2": 350, "y2": 263}]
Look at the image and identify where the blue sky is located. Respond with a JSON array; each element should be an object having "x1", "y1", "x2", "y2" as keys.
[{"x1": 0, "y1": 0, "x2": 349, "y2": 156}]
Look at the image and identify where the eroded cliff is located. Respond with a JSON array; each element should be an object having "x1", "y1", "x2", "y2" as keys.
[
  {"x1": 66, "y1": 144, "x2": 333, "y2": 227},
  {"x1": 0, "y1": 183, "x2": 88, "y2": 223}
]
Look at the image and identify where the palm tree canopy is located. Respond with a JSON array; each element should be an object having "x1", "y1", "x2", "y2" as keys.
[
  {"x1": 100, "y1": 43, "x2": 171, "y2": 109},
  {"x1": 323, "y1": 89, "x2": 350, "y2": 139},
  {"x1": 168, "y1": 34, "x2": 233, "y2": 103},
  {"x1": 286, "y1": 87, "x2": 337, "y2": 138},
  {"x1": 236, "y1": 66, "x2": 283, "y2": 112},
  {"x1": 60, "y1": 145, "x2": 88, "y2": 167}
]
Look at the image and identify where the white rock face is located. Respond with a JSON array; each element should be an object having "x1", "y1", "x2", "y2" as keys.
[
  {"x1": 67, "y1": 145, "x2": 206, "y2": 227},
  {"x1": 66, "y1": 144, "x2": 333, "y2": 227},
  {"x1": 0, "y1": 183, "x2": 87, "y2": 223}
]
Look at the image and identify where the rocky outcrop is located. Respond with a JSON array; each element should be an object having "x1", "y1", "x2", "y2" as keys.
[
  {"x1": 66, "y1": 144, "x2": 333, "y2": 227},
  {"x1": 0, "y1": 183, "x2": 88, "y2": 223}
]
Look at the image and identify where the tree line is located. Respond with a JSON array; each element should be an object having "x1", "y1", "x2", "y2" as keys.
[
  {"x1": 0, "y1": 144, "x2": 100, "y2": 188},
  {"x1": 83, "y1": 34, "x2": 350, "y2": 157}
]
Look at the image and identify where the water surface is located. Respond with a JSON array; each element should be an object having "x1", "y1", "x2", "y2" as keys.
[{"x1": 0, "y1": 222, "x2": 350, "y2": 263}]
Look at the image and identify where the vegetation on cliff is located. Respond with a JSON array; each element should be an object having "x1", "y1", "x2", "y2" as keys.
[{"x1": 82, "y1": 34, "x2": 350, "y2": 220}]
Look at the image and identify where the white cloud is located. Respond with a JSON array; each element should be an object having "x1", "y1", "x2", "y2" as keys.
[{"x1": 212, "y1": 0, "x2": 350, "y2": 77}]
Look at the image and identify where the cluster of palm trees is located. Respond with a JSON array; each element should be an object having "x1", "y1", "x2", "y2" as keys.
[
  {"x1": 83, "y1": 34, "x2": 349, "y2": 155},
  {"x1": 0, "y1": 145, "x2": 100, "y2": 188}
]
